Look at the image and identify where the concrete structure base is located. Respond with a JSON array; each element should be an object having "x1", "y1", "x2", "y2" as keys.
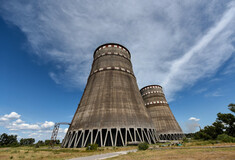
[{"x1": 62, "y1": 127, "x2": 159, "y2": 148}]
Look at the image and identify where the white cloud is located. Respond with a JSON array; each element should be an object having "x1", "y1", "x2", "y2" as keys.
[
  {"x1": 8, "y1": 123, "x2": 40, "y2": 131},
  {"x1": 0, "y1": 112, "x2": 21, "y2": 121},
  {"x1": 14, "y1": 119, "x2": 24, "y2": 124},
  {"x1": 184, "y1": 117, "x2": 201, "y2": 133},
  {"x1": 63, "y1": 128, "x2": 68, "y2": 134},
  {"x1": 185, "y1": 121, "x2": 200, "y2": 133},
  {"x1": 41, "y1": 121, "x2": 55, "y2": 129},
  {"x1": 205, "y1": 91, "x2": 223, "y2": 97},
  {"x1": 0, "y1": 112, "x2": 54, "y2": 131},
  {"x1": 0, "y1": 112, "x2": 67, "y2": 141},
  {"x1": 189, "y1": 117, "x2": 200, "y2": 121},
  {"x1": 49, "y1": 72, "x2": 61, "y2": 84},
  {"x1": 0, "y1": 0, "x2": 235, "y2": 101},
  {"x1": 9, "y1": 132, "x2": 18, "y2": 135}
]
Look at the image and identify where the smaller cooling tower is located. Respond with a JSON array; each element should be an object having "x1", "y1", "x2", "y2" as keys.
[{"x1": 140, "y1": 85, "x2": 184, "y2": 140}]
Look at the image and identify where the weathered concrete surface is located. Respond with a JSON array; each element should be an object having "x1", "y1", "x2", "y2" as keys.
[
  {"x1": 68, "y1": 149, "x2": 137, "y2": 160},
  {"x1": 62, "y1": 43, "x2": 157, "y2": 148},
  {"x1": 140, "y1": 85, "x2": 184, "y2": 140}
]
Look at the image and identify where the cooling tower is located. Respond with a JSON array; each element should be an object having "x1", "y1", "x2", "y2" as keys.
[
  {"x1": 62, "y1": 43, "x2": 158, "y2": 148},
  {"x1": 140, "y1": 85, "x2": 184, "y2": 140}
]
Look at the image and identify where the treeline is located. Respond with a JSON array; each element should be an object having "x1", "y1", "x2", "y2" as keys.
[
  {"x1": 186, "y1": 103, "x2": 235, "y2": 142},
  {"x1": 0, "y1": 133, "x2": 60, "y2": 147}
]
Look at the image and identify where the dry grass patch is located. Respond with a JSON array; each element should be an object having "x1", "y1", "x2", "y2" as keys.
[
  {"x1": 0, "y1": 146, "x2": 137, "y2": 160},
  {"x1": 109, "y1": 147, "x2": 235, "y2": 160}
]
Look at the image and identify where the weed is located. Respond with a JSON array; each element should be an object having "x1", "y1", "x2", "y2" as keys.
[
  {"x1": 11, "y1": 150, "x2": 18, "y2": 154},
  {"x1": 18, "y1": 155, "x2": 25, "y2": 159},
  {"x1": 138, "y1": 142, "x2": 149, "y2": 150},
  {"x1": 86, "y1": 143, "x2": 98, "y2": 151}
]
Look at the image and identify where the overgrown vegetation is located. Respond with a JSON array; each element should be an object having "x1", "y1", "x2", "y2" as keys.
[
  {"x1": 217, "y1": 134, "x2": 235, "y2": 143},
  {"x1": 138, "y1": 142, "x2": 149, "y2": 150},
  {"x1": 86, "y1": 143, "x2": 98, "y2": 151}
]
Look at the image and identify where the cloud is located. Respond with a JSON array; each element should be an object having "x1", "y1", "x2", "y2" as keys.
[
  {"x1": 6, "y1": 121, "x2": 55, "y2": 131},
  {"x1": 189, "y1": 117, "x2": 200, "y2": 121},
  {"x1": 195, "y1": 88, "x2": 207, "y2": 94},
  {"x1": 63, "y1": 128, "x2": 68, "y2": 134},
  {"x1": 185, "y1": 117, "x2": 200, "y2": 133},
  {"x1": 0, "y1": 0, "x2": 235, "y2": 100},
  {"x1": 162, "y1": 1, "x2": 235, "y2": 99},
  {"x1": 49, "y1": 72, "x2": 61, "y2": 84},
  {"x1": 0, "y1": 112, "x2": 54, "y2": 131},
  {"x1": 205, "y1": 91, "x2": 223, "y2": 97},
  {"x1": 0, "y1": 112, "x2": 21, "y2": 121},
  {"x1": 41, "y1": 121, "x2": 55, "y2": 129},
  {"x1": 14, "y1": 119, "x2": 24, "y2": 124},
  {"x1": 0, "y1": 112, "x2": 68, "y2": 141},
  {"x1": 21, "y1": 127, "x2": 68, "y2": 141},
  {"x1": 8, "y1": 123, "x2": 40, "y2": 131}
]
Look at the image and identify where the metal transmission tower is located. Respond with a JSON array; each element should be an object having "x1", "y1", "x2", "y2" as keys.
[
  {"x1": 51, "y1": 122, "x2": 70, "y2": 147},
  {"x1": 62, "y1": 43, "x2": 158, "y2": 148},
  {"x1": 140, "y1": 85, "x2": 184, "y2": 140}
]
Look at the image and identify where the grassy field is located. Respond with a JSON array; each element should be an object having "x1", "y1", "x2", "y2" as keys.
[
  {"x1": 0, "y1": 141, "x2": 234, "y2": 160},
  {"x1": 0, "y1": 146, "x2": 136, "y2": 160},
  {"x1": 109, "y1": 147, "x2": 235, "y2": 160}
]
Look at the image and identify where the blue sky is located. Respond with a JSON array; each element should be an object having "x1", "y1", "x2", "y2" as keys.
[{"x1": 0, "y1": 0, "x2": 235, "y2": 141}]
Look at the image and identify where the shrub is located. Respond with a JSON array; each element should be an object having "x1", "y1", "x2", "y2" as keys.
[
  {"x1": 217, "y1": 134, "x2": 235, "y2": 142},
  {"x1": 86, "y1": 143, "x2": 98, "y2": 151},
  {"x1": 36, "y1": 140, "x2": 44, "y2": 146},
  {"x1": 138, "y1": 142, "x2": 149, "y2": 150},
  {"x1": 44, "y1": 139, "x2": 60, "y2": 146},
  {"x1": 35, "y1": 144, "x2": 40, "y2": 148},
  {"x1": 194, "y1": 131, "x2": 212, "y2": 140},
  {"x1": 183, "y1": 137, "x2": 189, "y2": 143}
]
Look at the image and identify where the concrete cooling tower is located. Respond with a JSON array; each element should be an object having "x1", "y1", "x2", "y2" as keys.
[
  {"x1": 140, "y1": 85, "x2": 184, "y2": 140},
  {"x1": 62, "y1": 43, "x2": 158, "y2": 148}
]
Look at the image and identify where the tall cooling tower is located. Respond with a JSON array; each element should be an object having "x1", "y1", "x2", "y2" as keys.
[
  {"x1": 140, "y1": 85, "x2": 184, "y2": 140},
  {"x1": 62, "y1": 43, "x2": 158, "y2": 148}
]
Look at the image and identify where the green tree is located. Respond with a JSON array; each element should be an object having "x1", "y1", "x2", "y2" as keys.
[
  {"x1": 228, "y1": 103, "x2": 235, "y2": 113},
  {"x1": 36, "y1": 140, "x2": 44, "y2": 146},
  {"x1": 194, "y1": 121, "x2": 224, "y2": 140},
  {"x1": 193, "y1": 103, "x2": 235, "y2": 140},
  {"x1": 0, "y1": 133, "x2": 18, "y2": 147},
  {"x1": 20, "y1": 138, "x2": 35, "y2": 146},
  {"x1": 217, "y1": 112, "x2": 235, "y2": 137},
  {"x1": 44, "y1": 139, "x2": 60, "y2": 145},
  {"x1": 212, "y1": 121, "x2": 224, "y2": 136},
  {"x1": 194, "y1": 131, "x2": 211, "y2": 140}
]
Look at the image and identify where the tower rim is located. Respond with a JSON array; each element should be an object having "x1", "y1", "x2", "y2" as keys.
[
  {"x1": 93, "y1": 43, "x2": 131, "y2": 58},
  {"x1": 140, "y1": 85, "x2": 163, "y2": 91}
]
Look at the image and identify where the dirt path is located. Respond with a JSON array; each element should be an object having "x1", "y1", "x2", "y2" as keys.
[{"x1": 68, "y1": 149, "x2": 137, "y2": 160}]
